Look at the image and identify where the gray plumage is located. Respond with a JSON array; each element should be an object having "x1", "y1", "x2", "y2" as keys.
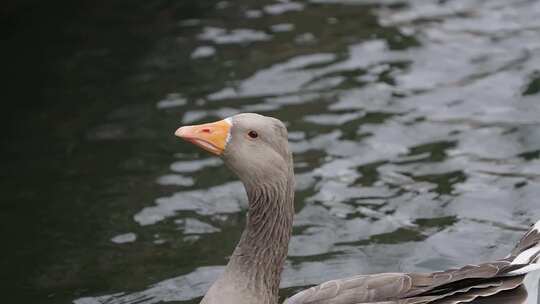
[
  {"x1": 283, "y1": 261, "x2": 525, "y2": 304},
  {"x1": 176, "y1": 113, "x2": 540, "y2": 304}
]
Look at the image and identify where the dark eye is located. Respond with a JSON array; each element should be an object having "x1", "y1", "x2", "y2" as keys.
[{"x1": 248, "y1": 130, "x2": 258, "y2": 139}]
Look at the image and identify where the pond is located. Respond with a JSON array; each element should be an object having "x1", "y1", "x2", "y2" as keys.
[{"x1": 2, "y1": 0, "x2": 540, "y2": 303}]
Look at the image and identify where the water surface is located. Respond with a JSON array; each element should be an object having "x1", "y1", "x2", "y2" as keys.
[{"x1": 2, "y1": 0, "x2": 540, "y2": 303}]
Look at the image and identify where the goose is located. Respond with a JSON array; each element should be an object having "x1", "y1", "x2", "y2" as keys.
[{"x1": 174, "y1": 113, "x2": 540, "y2": 304}]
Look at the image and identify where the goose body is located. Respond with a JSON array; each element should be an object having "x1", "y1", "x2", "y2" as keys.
[{"x1": 175, "y1": 113, "x2": 540, "y2": 304}]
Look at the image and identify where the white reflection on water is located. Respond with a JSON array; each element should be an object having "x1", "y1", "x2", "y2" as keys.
[
  {"x1": 110, "y1": 233, "x2": 137, "y2": 244},
  {"x1": 191, "y1": 46, "x2": 216, "y2": 59},
  {"x1": 264, "y1": 1, "x2": 304, "y2": 15},
  {"x1": 198, "y1": 27, "x2": 272, "y2": 44}
]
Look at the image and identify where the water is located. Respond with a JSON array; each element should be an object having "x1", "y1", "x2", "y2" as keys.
[{"x1": 2, "y1": 0, "x2": 540, "y2": 303}]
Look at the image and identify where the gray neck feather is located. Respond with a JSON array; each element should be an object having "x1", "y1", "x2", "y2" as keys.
[{"x1": 226, "y1": 161, "x2": 295, "y2": 303}]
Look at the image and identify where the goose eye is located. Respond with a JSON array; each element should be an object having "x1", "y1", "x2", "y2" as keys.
[{"x1": 248, "y1": 130, "x2": 258, "y2": 139}]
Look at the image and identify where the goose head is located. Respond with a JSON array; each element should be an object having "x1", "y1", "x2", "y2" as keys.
[{"x1": 175, "y1": 113, "x2": 292, "y2": 185}]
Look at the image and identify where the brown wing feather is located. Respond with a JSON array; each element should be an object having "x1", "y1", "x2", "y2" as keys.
[
  {"x1": 403, "y1": 260, "x2": 512, "y2": 297},
  {"x1": 510, "y1": 227, "x2": 540, "y2": 258},
  {"x1": 395, "y1": 276, "x2": 524, "y2": 304},
  {"x1": 425, "y1": 276, "x2": 525, "y2": 304}
]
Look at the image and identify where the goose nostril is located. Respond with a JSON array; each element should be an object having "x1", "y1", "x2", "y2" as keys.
[{"x1": 201, "y1": 128, "x2": 211, "y2": 133}]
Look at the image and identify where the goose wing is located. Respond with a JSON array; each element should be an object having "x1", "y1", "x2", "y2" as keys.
[{"x1": 284, "y1": 261, "x2": 516, "y2": 304}]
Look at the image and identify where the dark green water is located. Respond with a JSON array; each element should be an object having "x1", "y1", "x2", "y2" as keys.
[{"x1": 2, "y1": 0, "x2": 540, "y2": 303}]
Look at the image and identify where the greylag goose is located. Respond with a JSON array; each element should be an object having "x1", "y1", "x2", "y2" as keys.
[{"x1": 175, "y1": 113, "x2": 540, "y2": 304}]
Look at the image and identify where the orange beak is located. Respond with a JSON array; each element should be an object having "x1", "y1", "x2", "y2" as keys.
[{"x1": 175, "y1": 119, "x2": 231, "y2": 155}]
